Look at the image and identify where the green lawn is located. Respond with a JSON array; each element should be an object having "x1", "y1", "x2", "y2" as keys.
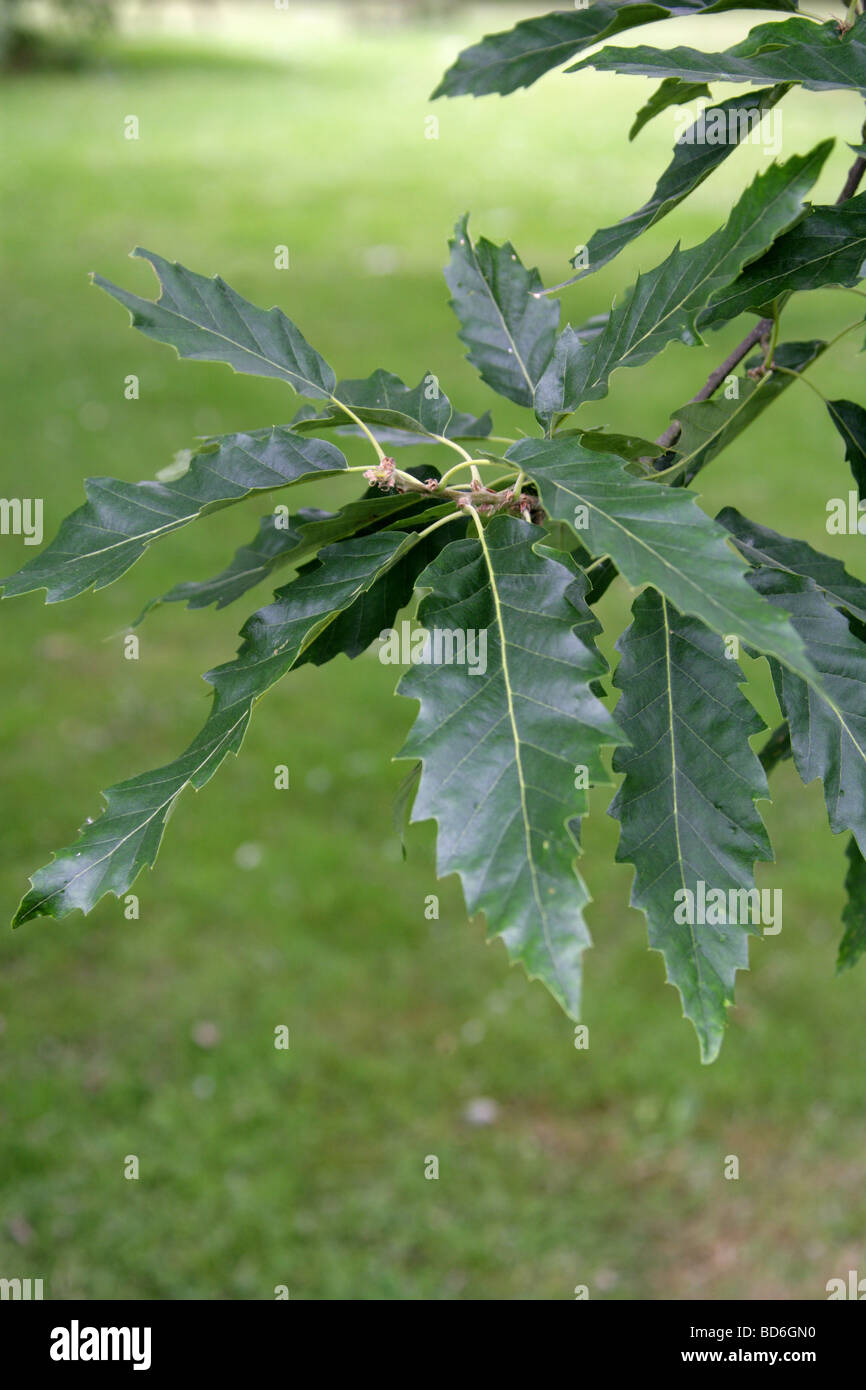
[{"x1": 1, "y1": 4, "x2": 865, "y2": 1299}]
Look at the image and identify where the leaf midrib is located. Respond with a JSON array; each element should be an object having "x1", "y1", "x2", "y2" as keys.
[
  {"x1": 99, "y1": 262, "x2": 338, "y2": 401},
  {"x1": 660, "y1": 594, "x2": 710, "y2": 1040},
  {"x1": 469, "y1": 515, "x2": 565, "y2": 995},
  {"x1": 461, "y1": 232, "x2": 535, "y2": 397}
]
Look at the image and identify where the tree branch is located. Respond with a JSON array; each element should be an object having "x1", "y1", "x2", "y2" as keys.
[{"x1": 654, "y1": 317, "x2": 773, "y2": 452}]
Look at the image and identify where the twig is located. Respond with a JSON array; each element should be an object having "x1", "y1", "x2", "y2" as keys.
[{"x1": 654, "y1": 318, "x2": 773, "y2": 452}]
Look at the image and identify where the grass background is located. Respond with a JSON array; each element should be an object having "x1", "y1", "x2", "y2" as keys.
[{"x1": 1, "y1": 1, "x2": 865, "y2": 1299}]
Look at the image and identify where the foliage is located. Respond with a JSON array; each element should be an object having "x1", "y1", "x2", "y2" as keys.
[{"x1": 6, "y1": 1, "x2": 866, "y2": 1061}]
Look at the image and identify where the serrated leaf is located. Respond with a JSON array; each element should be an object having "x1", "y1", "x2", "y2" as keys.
[
  {"x1": 94, "y1": 249, "x2": 336, "y2": 396},
  {"x1": 13, "y1": 531, "x2": 421, "y2": 925},
  {"x1": 1, "y1": 429, "x2": 346, "y2": 604},
  {"x1": 838, "y1": 836, "x2": 866, "y2": 972},
  {"x1": 552, "y1": 85, "x2": 789, "y2": 290},
  {"x1": 578, "y1": 428, "x2": 663, "y2": 462},
  {"x1": 533, "y1": 543, "x2": 608, "y2": 660},
  {"x1": 444, "y1": 215, "x2": 560, "y2": 408},
  {"x1": 509, "y1": 436, "x2": 819, "y2": 685},
  {"x1": 397, "y1": 516, "x2": 622, "y2": 1018},
  {"x1": 298, "y1": 521, "x2": 465, "y2": 667},
  {"x1": 142, "y1": 472, "x2": 448, "y2": 617},
  {"x1": 629, "y1": 77, "x2": 712, "y2": 140},
  {"x1": 534, "y1": 146, "x2": 830, "y2": 423},
  {"x1": 671, "y1": 339, "x2": 826, "y2": 482},
  {"x1": 749, "y1": 567, "x2": 866, "y2": 854},
  {"x1": 290, "y1": 368, "x2": 492, "y2": 446},
  {"x1": 759, "y1": 722, "x2": 792, "y2": 774},
  {"x1": 140, "y1": 508, "x2": 335, "y2": 617},
  {"x1": 571, "y1": 15, "x2": 866, "y2": 95},
  {"x1": 609, "y1": 588, "x2": 772, "y2": 1061},
  {"x1": 701, "y1": 193, "x2": 866, "y2": 326},
  {"x1": 432, "y1": 0, "x2": 797, "y2": 98},
  {"x1": 827, "y1": 398, "x2": 866, "y2": 494},
  {"x1": 719, "y1": 506, "x2": 866, "y2": 623}
]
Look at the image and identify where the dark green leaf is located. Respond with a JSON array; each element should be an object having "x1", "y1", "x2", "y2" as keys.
[
  {"x1": 827, "y1": 398, "x2": 866, "y2": 495},
  {"x1": 610, "y1": 588, "x2": 772, "y2": 1062},
  {"x1": 398, "y1": 516, "x2": 622, "y2": 1018},
  {"x1": 298, "y1": 520, "x2": 465, "y2": 666},
  {"x1": 749, "y1": 568, "x2": 866, "y2": 853},
  {"x1": 629, "y1": 77, "x2": 711, "y2": 140},
  {"x1": 509, "y1": 436, "x2": 819, "y2": 684},
  {"x1": 719, "y1": 506, "x2": 866, "y2": 623},
  {"x1": 94, "y1": 249, "x2": 336, "y2": 396},
  {"x1": 701, "y1": 193, "x2": 866, "y2": 327},
  {"x1": 838, "y1": 837, "x2": 866, "y2": 972},
  {"x1": 534, "y1": 147, "x2": 830, "y2": 423},
  {"x1": 291, "y1": 368, "x2": 492, "y2": 446},
  {"x1": 444, "y1": 215, "x2": 559, "y2": 408},
  {"x1": 13, "y1": 531, "x2": 422, "y2": 925},
  {"x1": 1, "y1": 429, "x2": 346, "y2": 604},
  {"x1": 571, "y1": 16, "x2": 866, "y2": 95},
  {"x1": 143, "y1": 473, "x2": 449, "y2": 617},
  {"x1": 393, "y1": 762, "x2": 422, "y2": 860},
  {"x1": 552, "y1": 85, "x2": 789, "y2": 290},
  {"x1": 140, "y1": 508, "x2": 337, "y2": 618},
  {"x1": 759, "y1": 722, "x2": 792, "y2": 774},
  {"x1": 577, "y1": 428, "x2": 663, "y2": 462},
  {"x1": 432, "y1": 0, "x2": 797, "y2": 99}
]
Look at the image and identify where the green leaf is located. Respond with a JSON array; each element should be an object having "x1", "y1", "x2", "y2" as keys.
[
  {"x1": 291, "y1": 368, "x2": 492, "y2": 446},
  {"x1": 609, "y1": 588, "x2": 772, "y2": 1062},
  {"x1": 670, "y1": 339, "x2": 826, "y2": 482},
  {"x1": 701, "y1": 193, "x2": 866, "y2": 326},
  {"x1": 432, "y1": 0, "x2": 797, "y2": 98},
  {"x1": 274, "y1": 478, "x2": 440, "y2": 553},
  {"x1": 719, "y1": 506, "x2": 866, "y2": 623},
  {"x1": 553, "y1": 85, "x2": 789, "y2": 290},
  {"x1": 13, "y1": 531, "x2": 422, "y2": 925},
  {"x1": 509, "y1": 436, "x2": 819, "y2": 684},
  {"x1": 0, "y1": 429, "x2": 346, "y2": 604},
  {"x1": 759, "y1": 722, "x2": 792, "y2": 774},
  {"x1": 94, "y1": 249, "x2": 336, "y2": 396},
  {"x1": 444, "y1": 215, "x2": 560, "y2": 408},
  {"x1": 827, "y1": 398, "x2": 866, "y2": 495},
  {"x1": 571, "y1": 16, "x2": 866, "y2": 95},
  {"x1": 143, "y1": 471, "x2": 448, "y2": 617},
  {"x1": 838, "y1": 837, "x2": 866, "y2": 972},
  {"x1": 397, "y1": 516, "x2": 622, "y2": 1018},
  {"x1": 534, "y1": 146, "x2": 830, "y2": 423},
  {"x1": 141, "y1": 508, "x2": 331, "y2": 616},
  {"x1": 533, "y1": 542, "x2": 608, "y2": 661},
  {"x1": 577, "y1": 428, "x2": 663, "y2": 463},
  {"x1": 749, "y1": 567, "x2": 866, "y2": 854},
  {"x1": 298, "y1": 521, "x2": 466, "y2": 667},
  {"x1": 629, "y1": 77, "x2": 712, "y2": 140},
  {"x1": 393, "y1": 761, "x2": 422, "y2": 860}
]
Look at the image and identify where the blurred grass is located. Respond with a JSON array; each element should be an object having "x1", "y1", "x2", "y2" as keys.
[{"x1": 1, "y1": 3, "x2": 866, "y2": 1299}]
